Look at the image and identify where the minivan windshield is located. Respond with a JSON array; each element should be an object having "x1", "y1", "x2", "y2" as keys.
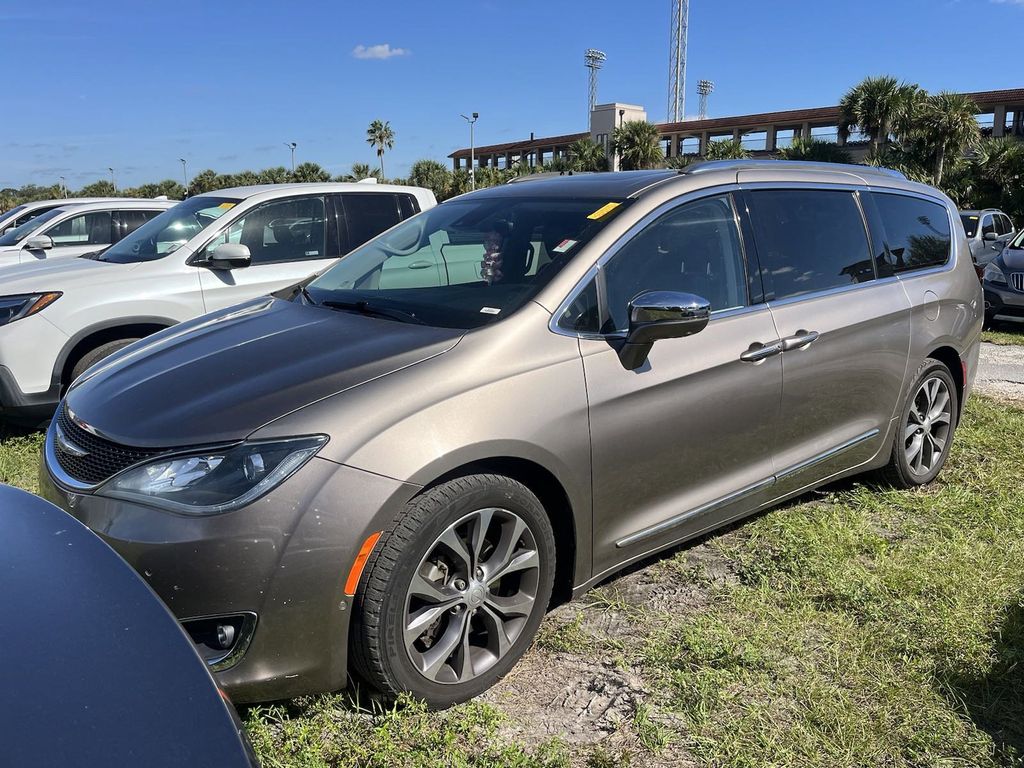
[
  {"x1": 96, "y1": 196, "x2": 241, "y2": 263},
  {"x1": 0, "y1": 208, "x2": 63, "y2": 246},
  {"x1": 306, "y1": 195, "x2": 629, "y2": 329}
]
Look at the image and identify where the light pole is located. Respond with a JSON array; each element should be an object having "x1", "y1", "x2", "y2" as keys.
[
  {"x1": 285, "y1": 142, "x2": 297, "y2": 173},
  {"x1": 460, "y1": 113, "x2": 479, "y2": 190},
  {"x1": 58, "y1": 176, "x2": 67, "y2": 198},
  {"x1": 179, "y1": 158, "x2": 188, "y2": 193},
  {"x1": 108, "y1": 167, "x2": 116, "y2": 193}
]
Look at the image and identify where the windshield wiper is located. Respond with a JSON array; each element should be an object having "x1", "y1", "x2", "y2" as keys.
[{"x1": 321, "y1": 299, "x2": 426, "y2": 325}]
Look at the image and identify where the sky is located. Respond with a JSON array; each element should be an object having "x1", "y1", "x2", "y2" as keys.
[{"x1": 1, "y1": 0, "x2": 1021, "y2": 190}]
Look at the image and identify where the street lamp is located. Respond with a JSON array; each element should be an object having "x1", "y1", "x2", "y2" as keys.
[
  {"x1": 460, "y1": 113, "x2": 479, "y2": 190},
  {"x1": 108, "y1": 167, "x2": 116, "y2": 193},
  {"x1": 58, "y1": 176, "x2": 67, "y2": 198},
  {"x1": 179, "y1": 158, "x2": 188, "y2": 194},
  {"x1": 285, "y1": 142, "x2": 297, "y2": 173}
]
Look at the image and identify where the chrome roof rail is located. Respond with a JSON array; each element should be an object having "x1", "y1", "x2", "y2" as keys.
[{"x1": 679, "y1": 158, "x2": 907, "y2": 180}]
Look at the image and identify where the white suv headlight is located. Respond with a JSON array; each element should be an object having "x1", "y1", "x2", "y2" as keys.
[
  {"x1": 98, "y1": 435, "x2": 327, "y2": 515},
  {"x1": 0, "y1": 292, "x2": 61, "y2": 325}
]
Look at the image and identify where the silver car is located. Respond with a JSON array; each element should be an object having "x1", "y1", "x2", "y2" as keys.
[{"x1": 40, "y1": 160, "x2": 983, "y2": 708}]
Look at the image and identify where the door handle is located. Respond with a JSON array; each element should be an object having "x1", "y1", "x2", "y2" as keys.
[
  {"x1": 408, "y1": 260, "x2": 434, "y2": 270},
  {"x1": 740, "y1": 340, "x2": 783, "y2": 362},
  {"x1": 781, "y1": 330, "x2": 820, "y2": 351}
]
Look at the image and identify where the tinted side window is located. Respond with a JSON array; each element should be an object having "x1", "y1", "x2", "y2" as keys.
[
  {"x1": 982, "y1": 215, "x2": 995, "y2": 238},
  {"x1": 203, "y1": 197, "x2": 326, "y2": 265},
  {"x1": 997, "y1": 214, "x2": 1013, "y2": 236},
  {"x1": 598, "y1": 194, "x2": 748, "y2": 332},
  {"x1": 748, "y1": 189, "x2": 873, "y2": 300},
  {"x1": 872, "y1": 193, "x2": 952, "y2": 274},
  {"x1": 342, "y1": 194, "x2": 403, "y2": 251},
  {"x1": 113, "y1": 210, "x2": 162, "y2": 242},
  {"x1": 43, "y1": 211, "x2": 113, "y2": 246}
]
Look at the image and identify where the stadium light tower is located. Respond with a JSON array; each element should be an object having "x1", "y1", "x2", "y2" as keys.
[
  {"x1": 584, "y1": 49, "x2": 606, "y2": 121},
  {"x1": 697, "y1": 79, "x2": 714, "y2": 120},
  {"x1": 667, "y1": 0, "x2": 689, "y2": 122}
]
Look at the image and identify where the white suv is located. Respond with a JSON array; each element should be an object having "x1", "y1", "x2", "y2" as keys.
[
  {"x1": 0, "y1": 200, "x2": 175, "y2": 265},
  {"x1": 0, "y1": 197, "x2": 168, "y2": 234},
  {"x1": 0, "y1": 182, "x2": 435, "y2": 424}
]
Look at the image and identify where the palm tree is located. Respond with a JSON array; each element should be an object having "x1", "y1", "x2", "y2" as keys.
[
  {"x1": 338, "y1": 162, "x2": 380, "y2": 182},
  {"x1": 366, "y1": 120, "x2": 395, "y2": 177},
  {"x1": 611, "y1": 121, "x2": 662, "y2": 170},
  {"x1": 919, "y1": 92, "x2": 980, "y2": 184},
  {"x1": 408, "y1": 159, "x2": 451, "y2": 200},
  {"x1": 703, "y1": 138, "x2": 750, "y2": 160},
  {"x1": 838, "y1": 76, "x2": 922, "y2": 151},
  {"x1": 567, "y1": 138, "x2": 607, "y2": 172},
  {"x1": 777, "y1": 137, "x2": 852, "y2": 164},
  {"x1": 291, "y1": 162, "x2": 332, "y2": 183},
  {"x1": 259, "y1": 166, "x2": 291, "y2": 184}
]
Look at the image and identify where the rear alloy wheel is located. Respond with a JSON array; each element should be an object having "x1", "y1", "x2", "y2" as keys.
[
  {"x1": 350, "y1": 475, "x2": 555, "y2": 708},
  {"x1": 879, "y1": 359, "x2": 959, "y2": 488}
]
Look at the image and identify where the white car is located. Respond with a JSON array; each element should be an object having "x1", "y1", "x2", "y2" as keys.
[
  {"x1": 0, "y1": 182, "x2": 435, "y2": 424},
  {"x1": 0, "y1": 197, "x2": 168, "y2": 234},
  {"x1": 0, "y1": 200, "x2": 176, "y2": 265}
]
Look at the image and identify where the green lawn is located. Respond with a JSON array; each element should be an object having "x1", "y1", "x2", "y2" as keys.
[
  {"x1": 4, "y1": 397, "x2": 1023, "y2": 767},
  {"x1": 983, "y1": 323, "x2": 1024, "y2": 346}
]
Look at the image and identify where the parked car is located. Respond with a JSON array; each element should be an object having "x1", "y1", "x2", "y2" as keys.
[
  {"x1": 39, "y1": 161, "x2": 982, "y2": 709},
  {"x1": 981, "y1": 227, "x2": 1024, "y2": 325},
  {"x1": 0, "y1": 484, "x2": 257, "y2": 767},
  {"x1": 0, "y1": 199, "x2": 175, "y2": 265},
  {"x1": 0, "y1": 197, "x2": 169, "y2": 233},
  {"x1": 0, "y1": 183, "x2": 434, "y2": 424},
  {"x1": 960, "y1": 208, "x2": 1016, "y2": 266}
]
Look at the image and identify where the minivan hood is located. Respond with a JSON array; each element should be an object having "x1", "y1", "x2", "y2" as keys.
[{"x1": 64, "y1": 297, "x2": 463, "y2": 448}]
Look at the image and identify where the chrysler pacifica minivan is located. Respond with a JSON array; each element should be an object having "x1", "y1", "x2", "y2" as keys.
[{"x1": 41, "y1": 161, "x2": 983, "y2": 708}]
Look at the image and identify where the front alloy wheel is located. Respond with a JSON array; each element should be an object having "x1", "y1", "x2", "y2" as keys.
[{"x1": 350, "y1": 474, "x2": 555, "y2": 708}]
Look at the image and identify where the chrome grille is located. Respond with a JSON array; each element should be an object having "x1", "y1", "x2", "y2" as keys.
[
  {"x1": 53, "y1": 404, "x2": 165, "y2": 486},
  {"x1": 1011, "y1": 272, "x2": 1024, "y2": 292}
]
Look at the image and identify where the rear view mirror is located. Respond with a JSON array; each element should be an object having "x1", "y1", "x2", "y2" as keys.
[
  {"x1": 24, "y1": 235, "x2": 53, "y2": 251},
  {"x1": 618, "y1": 291, "x2": 711, "y2": 370},
  {"x1": 207, "y1": 243, "x2": 251, "y2": 270}
]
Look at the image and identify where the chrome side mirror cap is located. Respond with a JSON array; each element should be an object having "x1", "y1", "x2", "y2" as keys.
[{"x1": 618, "y1": 290, "x2": 711, "y2": 370}]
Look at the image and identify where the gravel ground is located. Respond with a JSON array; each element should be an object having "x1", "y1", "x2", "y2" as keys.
[{"x1": 976, "y1": 342, "x2": 1024, "y2": 402}]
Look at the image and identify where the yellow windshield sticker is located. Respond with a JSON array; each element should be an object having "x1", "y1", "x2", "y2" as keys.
[
  {"x1": 587, "y1": 202, "x2": 621, "y2": 220},
  {"x1": 217, "y1": 202, "x2": 236, "y2": 209}
]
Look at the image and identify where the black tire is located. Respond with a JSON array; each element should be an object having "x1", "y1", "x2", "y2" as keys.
[
  {"x1": 69, "y1": 338, "x2": 140, "y2": 384},
  {"x1": 878, "y1": 359, "x2": 959, "y2": 489},
  {"x1": 350, "y1": 474, "x2": 556, "y2": 709}
]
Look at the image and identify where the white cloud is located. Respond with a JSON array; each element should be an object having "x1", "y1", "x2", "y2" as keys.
[
  {"x1": 991, "y1": 0, "x2": 1024, "y2": 5},
  {"x1": 351, "y1": 44, "x2": 410, "y2": 60}
]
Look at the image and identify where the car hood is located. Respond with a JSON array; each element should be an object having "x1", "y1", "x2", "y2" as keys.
[
  {"x1": 64, "y1": 297, "x2": 463, "y2": 448},
  {"x1": 1001, "y1": 247, "x2": 1024, "y2": 271},
  {"x1": 0, "y1": 254, "x2": 124, "y2": 290}
]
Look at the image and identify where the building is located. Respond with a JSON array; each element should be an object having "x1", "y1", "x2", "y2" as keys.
[{"x1": 449, "y1": 87, "x2": 1024, "y2": 171}]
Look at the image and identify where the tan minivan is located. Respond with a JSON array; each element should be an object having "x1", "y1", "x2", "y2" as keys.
[{"x1": 41, "y1": 161, "x2": 983, "y2": 708}]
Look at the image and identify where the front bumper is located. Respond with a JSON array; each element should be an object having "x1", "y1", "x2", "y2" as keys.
[
  {"x1": 984, "y1": 281, "x2": 1024, "y2": 321},
  {"x1": 0, "y1": 314, "x2": 67, "y2": 424},
  {"x1": 39, "y1": 447, "x2": 420, "y2": 703}
]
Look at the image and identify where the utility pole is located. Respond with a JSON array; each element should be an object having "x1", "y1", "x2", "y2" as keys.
[
  {"x1": 460, "y1": 113, "x2": 479, "y2": 190},
  {"x1": 108, "y1": 167, "x2": 116, "y2": 193},
  {"x1": 285, "y1": 142, "x2": 297, "y2": 173},
  {"x1": 667, "y1": 0, "x2": 689, "y2": 122},
  {"x1": 179, "y1": 158, "x2": 188, "y2": 193},
  {"x1": 59, "y1": 176, "x2": 67, "y2": 198}
]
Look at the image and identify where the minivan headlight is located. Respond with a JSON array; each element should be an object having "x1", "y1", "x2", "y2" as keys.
[
  {"x1": 983, "y1": 263, "x2": 1008, "y2": 285},
  {"x1": 0, "y1": 292, "x2": 61, "y2": 325},
  {"x1": 98, "y1": 436, "x2": 327, "y2": 515}
]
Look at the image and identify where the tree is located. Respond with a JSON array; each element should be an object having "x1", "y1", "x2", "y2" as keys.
[
  {"x1": 611, "y1": 121, "x2": 662, "y2": 170},
  {"x1": 918, "y1": 92, "x2": 980, "y2": 184},
  {"x1": 567, "y1": 138, "x2": 607, "y2": 172},
  {"x1": 124, "y1": 179, "x2": 186, "y2": 199},
  {"x1": 78, "y1": 180, "x2": 117, "y2": 197},
  {"x1": 338, "y1": 163, "x2": 380, "y2": 182},
  {"x1": 189, "y1": 169, "x2": 220, "y2": 194},
  {"x1": 366, "y1": 120, "x2": 395, "y2": 177},
  {"x1": 777, "y1": 137, "x2": 852, "y2": 164},
  {"x1": 838, "y1": 76, "x2": 922, "y2": 151},
  {"x1": 259, "y1": 166, "x2": 292, "y2": 184},
  {"x1": 703, "y1": 139, "x2": 750, "y2": 160},
  {"x1": 291, "y1": 162, "x2": 332, "y2": 183},
  {"x1": 408, "y1": 159, "x2": 451, "y2": 200}
]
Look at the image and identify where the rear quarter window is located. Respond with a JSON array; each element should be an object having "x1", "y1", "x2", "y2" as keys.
[{"x1": 871, "y1": 193, "x2": 951, "y2": 275}]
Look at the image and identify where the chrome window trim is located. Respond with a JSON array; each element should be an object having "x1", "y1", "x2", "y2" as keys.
[{"x1": 548, "y1": 183, "x2": 745, "y2": 339}]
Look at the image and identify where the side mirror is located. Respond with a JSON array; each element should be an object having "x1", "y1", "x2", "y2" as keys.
[
  {"x1": 983, "y1": 231, "x2": 999, "y2": 242},
  {"x1": 618, "y1": 290, "x2": 711, "y2": 370},
  {"x1": 206, "y1": 243, "x2": 251, "y2": 270},
  {"x1": 24, "y1": 235, "x2": 53, "y2": 251}
]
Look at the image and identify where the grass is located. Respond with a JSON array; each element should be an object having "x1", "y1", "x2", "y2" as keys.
[
  {"x1": 982, "y1": 322, "x2": 1024, "y2": 345},
  {"x1": 4, "y1": 396, "x2": 1024, "y2": 766}
]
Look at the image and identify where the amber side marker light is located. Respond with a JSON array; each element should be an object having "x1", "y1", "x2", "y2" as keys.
[{"x1": 344, "y1": 531, "x2": 382, "y2": 596}]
